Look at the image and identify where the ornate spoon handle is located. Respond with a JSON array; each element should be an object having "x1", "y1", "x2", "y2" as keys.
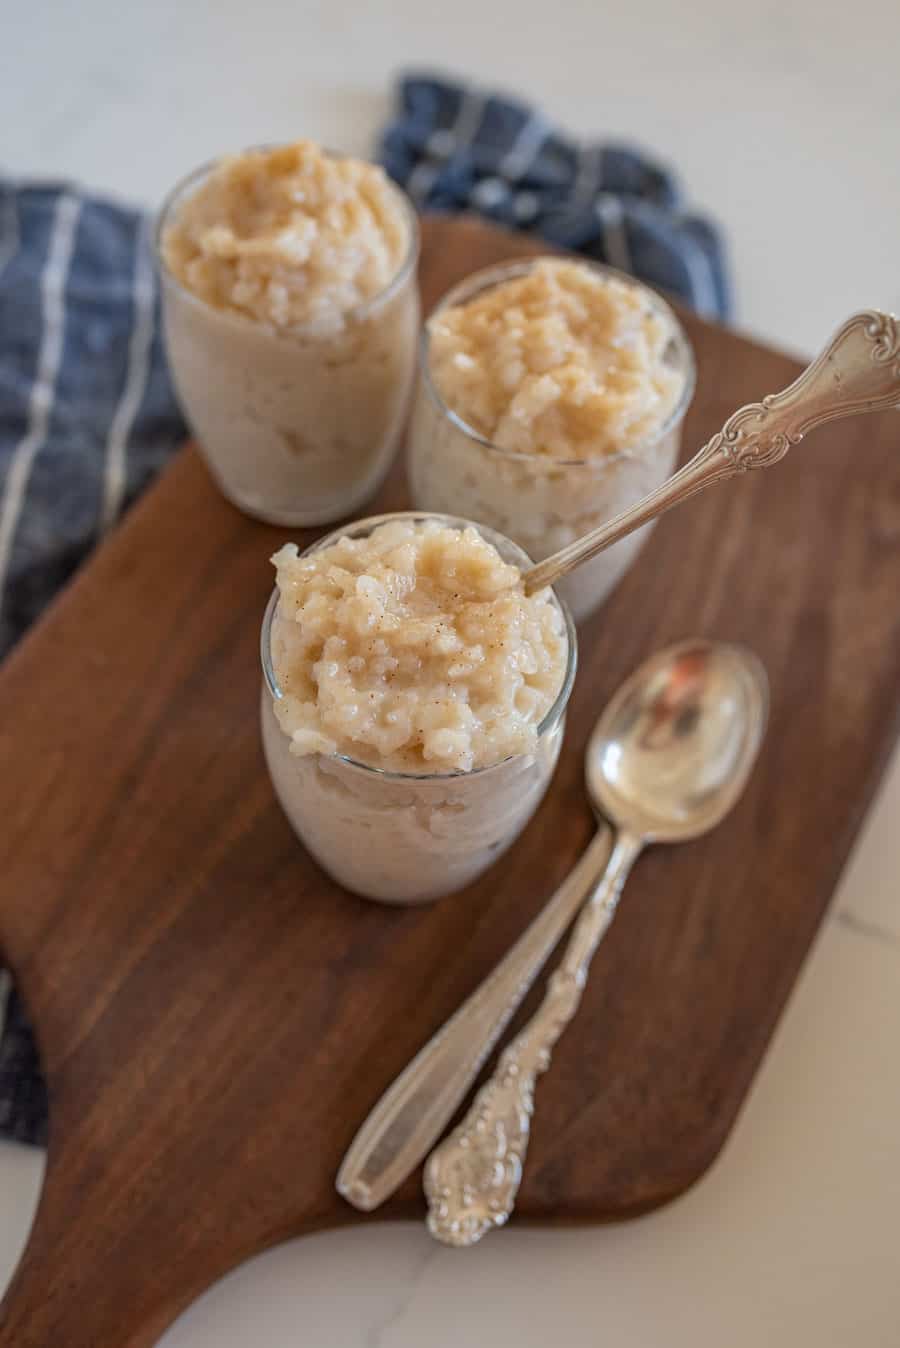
[
  {"x1": 336, "y1": 827, "x2": 613, "y2": 1212},
  {"x1": 425, "y1": 831, "x2": 643, "y2": 1246},
  {"x1": 524, "y1": 309, "x2": 900, "y2": 594}
]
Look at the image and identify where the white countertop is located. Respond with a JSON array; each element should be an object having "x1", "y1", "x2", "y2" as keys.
[{"x1": 3, "y1": 1, "x2": 900, "y2": 1342}]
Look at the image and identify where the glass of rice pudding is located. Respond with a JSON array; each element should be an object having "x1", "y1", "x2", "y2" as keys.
[
  {"x1": 408, "y1": 257, "x2": 695, "y2": 623},
  {"x1": 157, "y1": 141, "x2": 419, "y2": 526},
  {"x1": 260, "y1": 512, "x2": 576, "y2": 904}
]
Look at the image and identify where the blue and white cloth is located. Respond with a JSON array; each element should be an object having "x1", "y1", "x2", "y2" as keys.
[
  {"x1": 0, "y1": 77, "x2": 732, "y2": 1148},
  {"x1": 381, "y1": 73, "x2": 731, "y2": 321},
  {"x1": 0, "y1": 183, "x2": 186, "y2": 1144}
]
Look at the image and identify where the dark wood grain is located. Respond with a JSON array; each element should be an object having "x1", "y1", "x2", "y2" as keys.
[{"x1": 1, "y1": 216, "x2": 899, "y2": 1347}]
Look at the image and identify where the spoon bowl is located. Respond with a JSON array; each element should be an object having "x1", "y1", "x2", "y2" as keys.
[{"x1": 588, "y1": 639, "x2": 769, "y2": 843}]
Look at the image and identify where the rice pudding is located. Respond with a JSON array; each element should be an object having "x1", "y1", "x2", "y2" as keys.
[
  {"x1": 408, "y1": 258, "x2": 694, "y2": 621},
  {"x1": 260, "y1": 514, "x2": 574, "y2": 903},
  {"x1": 158, "y1": 141, "x2": 419, "y2": 525}
]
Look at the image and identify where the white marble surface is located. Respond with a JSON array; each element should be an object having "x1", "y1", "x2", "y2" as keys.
[{"x1": 3, "y1": 0, "x2": 900, "y2": 1342}]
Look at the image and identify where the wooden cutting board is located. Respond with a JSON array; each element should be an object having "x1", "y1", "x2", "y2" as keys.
[{"x1": 1, "y1": 217, "x2": 899, "y2": 1347}]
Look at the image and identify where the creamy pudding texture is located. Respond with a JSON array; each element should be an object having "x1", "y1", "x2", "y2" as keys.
[
  {"x1": 158, "y1": 141, "x2": 419, "y2": 527},
  {"x1": 261, "y1": 516, "x2": 571, "y2": 903},
  {"x1": 161, "y1": 141, "x2": 408, "y2": 333},
  {"x1": 427, "y1": 258, "x2": 684, "y2": 458},
  {"x1": 269, "y1": 520, "x2": 566, "y2": 774},
  {"x1": 409, "y1": 258, "x2": 692, "y2": 622}
]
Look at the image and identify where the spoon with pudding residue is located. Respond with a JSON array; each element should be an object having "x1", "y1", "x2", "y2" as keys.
[
  {"x1": 521, "y1": 309, "x2": 900, "y2": 596},
  {"x1": 336, "y1": 639, "x2": 766, "y2": 1223},
  {"x1": 424, "y1": 638, "x2": 768, "y2": 1246}
]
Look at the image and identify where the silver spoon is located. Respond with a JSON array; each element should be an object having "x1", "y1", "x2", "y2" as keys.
[
  {"x1": 424, "y1": 639, "x2": 768, "y2": 1246},
  {"x1": 523, "y1": 309, "x2": 900, "y2": 595},
  {"x1": 337, "y1": 638, "x2": 766, "y2": 1216}
]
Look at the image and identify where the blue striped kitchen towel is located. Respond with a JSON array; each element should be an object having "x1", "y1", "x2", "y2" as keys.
[
  {"x1": 0, "y1": 182, "x2": 186, "y2": 1144},
  {"x1": 380, "y1": 72, "x2": 731, "y2": 320}
]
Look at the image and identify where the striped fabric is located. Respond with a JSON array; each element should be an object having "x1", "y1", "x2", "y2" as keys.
[
  {"x1": 0, "y1": 182, "x2": 185, "y2": 1143},
  {"x1": 381, "y1": 73, "x2": 731, "y2": 320}
]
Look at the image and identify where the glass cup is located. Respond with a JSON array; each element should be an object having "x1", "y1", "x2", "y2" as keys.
[
  {"x1": 155, "y1": 148, "x2": 420, "y2": 527},
  {"x1": 259, "y1": 511, "x2": 576, "y2": 905},
  {"x1": 407, "y1": 258, "x2": 696, "y2": 623}
]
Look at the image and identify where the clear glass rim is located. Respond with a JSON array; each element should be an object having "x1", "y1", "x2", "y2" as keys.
[
  {"x1": 418, "y1": 255, "x2": 697, "y2": 470},
  {"x1": 260, "y1": 510, "x2": 577, "y2": 781},
  {"x1": 154, "y1": 143, "x2": 420, "y2": 333}
]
